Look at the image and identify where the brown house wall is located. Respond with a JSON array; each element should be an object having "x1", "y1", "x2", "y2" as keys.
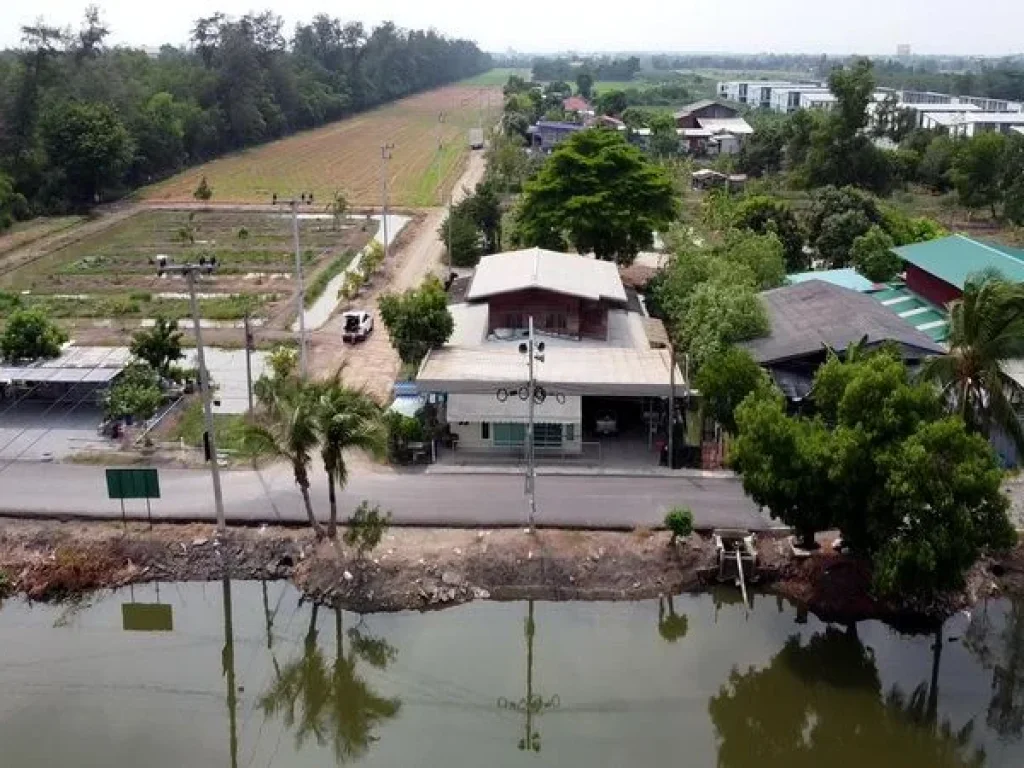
[
  {"x1": 675, "y1": 103, "x2": 739, "y2": 128},
  {"x1": 483, "y1": 289, "x2": 609, "y2": 339}
]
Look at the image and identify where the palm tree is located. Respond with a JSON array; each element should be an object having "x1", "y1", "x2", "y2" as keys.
[
  {"x1": 315, "y1": 377, "x2": 387, "y2": 538},
  {"x1": 923, "y1": 274, "x2": 1024, "y2": 454},
  {"x1": 244, "y1": 379, "x2": 326, "y2": 538}
]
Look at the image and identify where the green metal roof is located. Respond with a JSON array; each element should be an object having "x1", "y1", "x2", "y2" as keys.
[
  {"x1": 893, "y1": 234, "x2": 1024, "y2": 290},
  {"x1": 787, "y1": 267, "x2": 877, "y2": 292},
  {"x1": 870, "y1": 282, "x2": 950, "y2": 344}
]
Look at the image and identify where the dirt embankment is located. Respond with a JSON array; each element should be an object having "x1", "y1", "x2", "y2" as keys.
[{"x1": 0, "y1": 519, "x2": 1015, "y2": 625}]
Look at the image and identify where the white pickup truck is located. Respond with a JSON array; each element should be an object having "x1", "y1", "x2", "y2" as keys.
[
  {"x1": 342, "y1": 310, "x2": 373, "y2": 343},
  {"x1": 469, "y1": 128, "x2": 484, "y2": 150}
]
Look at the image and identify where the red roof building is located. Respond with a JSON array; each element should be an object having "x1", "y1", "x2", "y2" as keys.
[{"x1": 562, "y1": 96, "x2": 591, "y2": 113}]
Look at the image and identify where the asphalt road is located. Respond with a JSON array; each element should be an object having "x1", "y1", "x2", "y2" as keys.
[{"x1": 0, "y1": 462, "x2": 769, "y2": 530}]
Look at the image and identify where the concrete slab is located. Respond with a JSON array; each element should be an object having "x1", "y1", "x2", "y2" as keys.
[
  {"x1": 0, "y1": 400, "x2": 107, "y2": 461},
  {"x1": 184, "y1": 347, "x2": 268, "y2": 415}
]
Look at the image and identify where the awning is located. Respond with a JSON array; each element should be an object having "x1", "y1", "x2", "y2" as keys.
[{"x1": 446, "y1": 393, "x2": 582, "y2": 425}]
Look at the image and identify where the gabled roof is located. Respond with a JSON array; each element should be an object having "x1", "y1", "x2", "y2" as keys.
[
  {"x1": 894, "y1": 234, "x2": 1024, "y2": 290},
  {"x1": 466, "y1": 248, "x2": 628, "y2": 304},
  {"x1": 696, "y1": 117, "x2": 754, "y2": 135},
  {"x1": 563, "y1": 95, "x2": 591, "y2": 112},
  {"x1": 788, "y1": 267, "x2": 878, "y2": 293},
  {"x1": 741, "y1": 280, "x2": 944, "y2": 365},
  {"x1": 674, "y1": 99, "x2": 737, "y2": 119}
]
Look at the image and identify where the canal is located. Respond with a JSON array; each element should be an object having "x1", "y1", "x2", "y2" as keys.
[{"x1": 1, "y1": 581, "x2": 1023, "y2": 767}]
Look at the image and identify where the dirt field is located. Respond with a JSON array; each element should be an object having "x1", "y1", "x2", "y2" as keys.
[
  {"x1": 140, "y1": 85, "x2": 502, "y2": 208},
  {"x1": 0, "y1": 209, "x2": 373, "y2": 331}
]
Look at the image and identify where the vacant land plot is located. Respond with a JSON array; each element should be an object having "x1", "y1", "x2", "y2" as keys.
[
  {"x1": 461, "y1": 68, "x2": 530, "y2": 86},
  {"x1": 0, "y1": 209, "x2": 374, "y2": 329},
  {"x1": 140, "y1": 84, "x2": 502, "y2": 208},
  {"x1": 0, "y1": 216, "x2": 85, "y2": 259}
]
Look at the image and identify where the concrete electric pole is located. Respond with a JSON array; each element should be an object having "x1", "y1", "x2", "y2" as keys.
[
  {"x1": 272, "y1": 192, "x2": 313, "y2": 378},
  {"x1": 380, "y1": 143, "x2": 395, "y2": 260}
]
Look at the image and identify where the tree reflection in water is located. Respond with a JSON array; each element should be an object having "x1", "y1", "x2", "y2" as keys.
[
  {"x1": 657, "y1": 595, "x2": 689, "y2": 643},
  {"x1": 259, "y1": 604, "x2": 401, "y2": 763},
  {"x1": 709, "y1": 625, "x2": 985, "y2": 768},
  {"x1": 965, "y1": 598, "x2": 1024, "y2": 740}
]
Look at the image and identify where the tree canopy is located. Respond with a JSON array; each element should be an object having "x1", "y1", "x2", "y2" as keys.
[
  {"x1": 517, "y1": 128, "x2": 678, "y2": 264},
  {"x1": 0, "y1": 307, "x2": 67, "y2": 362},
  {"x1": 378, "y1": 276, "x2": 454, "y2": 366},
  {"x1": 0, "y1": 9, "x2": 490, "y2": 213}
]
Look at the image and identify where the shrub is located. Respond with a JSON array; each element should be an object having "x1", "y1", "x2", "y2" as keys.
[
  {"x1": 237, "y1": 226, "x2": 249, "y2": 240},
  {"x1": 344, "y1": 501, "x2": 392, "y2": 557},
  {"x1": 665, "y1": 507, "x2": 694, "y2": 543}
]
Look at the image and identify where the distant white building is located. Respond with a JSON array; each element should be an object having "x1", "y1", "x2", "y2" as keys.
[
  {"x1": 718, "y1": 80, "x2": 818, "y2": 109},
  {"x1": 920, "y1": 110, "x2": 1024, "y2": 137}
]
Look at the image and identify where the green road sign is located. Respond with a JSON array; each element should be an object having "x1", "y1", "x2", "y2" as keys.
[
  {"x1": 122, "y1": 603, "x2": 174, "y2": 632},
  {"x1": 106, "y1": 468, "x2": 161, "y2": 500}
]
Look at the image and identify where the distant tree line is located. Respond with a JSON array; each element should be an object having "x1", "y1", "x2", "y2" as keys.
[
  {"x1": 0, "y1": 6, "x2": 491, "y2": 224},
  {"x1": 531, "y1": 56, "x2": 641, "y2": 84}
]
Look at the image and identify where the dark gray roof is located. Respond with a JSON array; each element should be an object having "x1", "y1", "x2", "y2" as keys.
[{"x1": 742, "y1": 280, "x2": 945, "y2": 365}]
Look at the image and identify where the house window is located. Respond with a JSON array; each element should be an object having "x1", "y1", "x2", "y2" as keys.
[
  {"x1": 544, "y1": 313, "x2": 567, "y2": 331},
  {"x1": 565, "y1": 424, "x2": 575, "y2": 442},
  {"x1": 534, "y1": 423, "x2": 563, "y2": 447},
  {"x1": 504, "y1": 313, "x2": 524, "y2": 329},
  {"x1": 494, "y1": 423, "x2": 526, "y2": 446},
  {"x1": 481, "y1": 422, "x2": 490, "y2": 440}
]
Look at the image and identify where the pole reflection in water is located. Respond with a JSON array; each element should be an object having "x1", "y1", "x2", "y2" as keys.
[
  {"x1": 222, "y1": 574, "x2": 238, "y2": 768},
  {"x1": 497, "y1": 599, "x2": 560, "y2": 753}
]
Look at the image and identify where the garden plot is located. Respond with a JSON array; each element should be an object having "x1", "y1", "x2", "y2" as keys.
[{"x1": 0, "y1": 209, "x2": 374, "y2": 333}]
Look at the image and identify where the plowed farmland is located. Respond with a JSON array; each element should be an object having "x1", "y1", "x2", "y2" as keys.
[{"x1": 141, "y1": 84, "x2": 502, "y2": 208}]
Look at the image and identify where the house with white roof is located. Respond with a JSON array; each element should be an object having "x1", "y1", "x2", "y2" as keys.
[{"x1": 415, "y1": 249, "x2": 687, "y2": 462}]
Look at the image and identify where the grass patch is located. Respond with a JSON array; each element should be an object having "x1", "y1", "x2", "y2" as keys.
[
  {"x1": 171, "y1": 399, "x2": 262, "y2": 458},
  {"x1": 0, "y1": 216, "x2": 85, "y2": 257},
  {"x1": 460, "y1": 68, "x2": 530, "y2": 86},
  {"x1": 305, "y1": 250, "x2": 355, "y2": 308},
  {"x1": 24, "y1": 293, "x2": 268, "y2": 321}
]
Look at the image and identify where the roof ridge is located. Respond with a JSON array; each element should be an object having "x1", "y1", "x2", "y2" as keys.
[{"x1": 956, "y1": 233, "x2": 1018, "y2": 263}]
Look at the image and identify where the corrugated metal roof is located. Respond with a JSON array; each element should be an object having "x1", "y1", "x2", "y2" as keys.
[
  {"x1": 416, "y1": 346, "x2": 686, "y2": 397},
  {"x1": 894, "y1": 234, "x2": 1024, "y2": 290},
  {"x1": 788, "y1": 268, "x2": 878, "y2": 293},
  {"x1": 466, "y1": 249, "x2": 628, "y2": 304},
  {"x1": 696, "y1": 117, "x2": 754, "y2": 135},
  {"x1": 742, "y1": 280, "x2": 944, "y2": 365},
  {"x1": 0, "y1": 345, "x2": 130, "y2": 385}
]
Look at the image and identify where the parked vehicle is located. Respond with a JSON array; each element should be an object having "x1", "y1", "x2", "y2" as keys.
[
  {"x1": 342, "y1": 310, "x2": 373, "y2": 343},
  {"x1": 594, "y1": 412, "x2": 618, "y2": 436},
  {"x1": 469, "y1": 128, "x2": 484, "y2": 150}
]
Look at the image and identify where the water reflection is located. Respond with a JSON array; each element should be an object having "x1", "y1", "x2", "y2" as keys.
[
  {"x1": 965, "y1": 600, "x2": 1024, "y2": 739},
  {"x1": 657, "y1": 595, "x2": 689, "y2": 642},
  {"x1": 221, "y1": 576, "x2": 239, "y2": 768},
  {"x1": 496, "y1": 600, "x2": 560, "y2": 753},
  {"x1": 258, "y1": 601, "x2": 401, "y2": 763},
  {"x1": 709, "y1": 624, "x2": 985, "y2": 767}
]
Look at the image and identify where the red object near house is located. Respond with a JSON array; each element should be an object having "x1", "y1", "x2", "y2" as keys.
[
  {"x1": 563, "y1": 96, "x2": 591, "y2": 113},
  {"x1": 904, "y1": 264, "x2": 962, "y2": 307}
]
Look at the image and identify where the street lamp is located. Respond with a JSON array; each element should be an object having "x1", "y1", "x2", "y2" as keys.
[
  {"x1": 272, "y1": 191, "x2": 314, "y2": 378},
  {"x1": 156, "y1": 254, "x2": 226, "y2": 534}
]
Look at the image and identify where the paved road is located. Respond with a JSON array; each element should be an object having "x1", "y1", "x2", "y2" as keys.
[{"x1": 0, "y1": 462, "x2": 768, "y2": 530}]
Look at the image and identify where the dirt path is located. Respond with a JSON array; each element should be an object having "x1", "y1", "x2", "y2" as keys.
[{"x1": 308, "y1": 150, "x2": 488, "y2": 399}]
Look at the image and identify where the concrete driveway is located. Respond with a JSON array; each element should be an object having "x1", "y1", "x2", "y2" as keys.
[{"x1": 0, "y1": 400, "x2": 107, "y2": 461}]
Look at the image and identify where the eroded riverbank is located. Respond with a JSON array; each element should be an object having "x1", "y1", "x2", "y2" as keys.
[{"x1": 0, "y1": 518, "x2": 1015, "y2": 624}]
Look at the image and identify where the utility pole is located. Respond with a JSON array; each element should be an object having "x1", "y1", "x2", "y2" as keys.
[
  {"x1": 272, "y1": 192, "x2": 313, "y2": 378},
  {"x1": 243, "y1": 312, "x2": 254, "y2": 414},
  {"x1": 159, "y1": 256, "x2": 226, "y2": 535},
  {"x1": 380, "y1": 143, "x2": 395, "y2": 261},
  {"x1": 520, "y1": 317, "x2": 545, "y2": 532},
  {"x1": 668, "y1": 344, "x2": 676, "y2": 469},
  {"x1": 436, "y1": 111, "x2": 447, "y2": 205}
]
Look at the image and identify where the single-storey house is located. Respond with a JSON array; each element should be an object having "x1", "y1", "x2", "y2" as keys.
[
  {"x1": 741, "y1": 280, "x2": 944, "y2": 401},
  {"x1": 527, "y1": 120, "x2": 584, "y2": 152},
  {"x1": 920, "y1": 111, "x2": 1024, "y2": 137},
  {"x1": 416, "y1": 248, "x2": 686, "y2": 462},
  {"x1": 563, "y1": 95, "x2": 591, "y2": 115},
  {"x1": 893, "y1": 234, "x2": 1024, "y2": 307},
  {"x1": 673, "y1": 99, "x2": 741, "y2": 129},
  {"x1": 673, "y1": 100, "x2": 753, "y2": 155}
]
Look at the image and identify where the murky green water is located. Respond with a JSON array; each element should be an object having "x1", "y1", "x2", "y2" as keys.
[{"x1": 2, "y1": 582, "x2": 1024, "y2": 767}]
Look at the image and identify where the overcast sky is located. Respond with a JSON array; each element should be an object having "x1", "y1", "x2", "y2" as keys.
[{"x1": 2, "y1": 0, "x2": 1022, "y2": 55}]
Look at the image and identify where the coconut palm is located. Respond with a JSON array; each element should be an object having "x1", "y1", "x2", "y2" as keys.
[
  {"x1": 314, "y1": 377, "x2": 387, "y2": 538},
  {"x1": 922, "y1": 274, "x2": 1024, "y2": 454},
  {"x1": 244, "y1": 379, "x2": 325, "y2": 538}
]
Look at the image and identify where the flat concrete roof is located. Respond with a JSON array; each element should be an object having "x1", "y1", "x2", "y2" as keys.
[{"x1": 0, "y1": 345, "x2": 132, "y2": 385}]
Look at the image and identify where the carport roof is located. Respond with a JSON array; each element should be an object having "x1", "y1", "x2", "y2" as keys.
[{"x1": 0, "y1": 345, "x2": 131, "y2": 385}]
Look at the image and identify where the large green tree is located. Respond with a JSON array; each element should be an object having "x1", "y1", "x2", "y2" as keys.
[
  {"x1": 733, "y1": 349, "x2": 1016, "y2": 596},
  {"x1": 378, "y1": 275, "x2": 454, "y2": 366},
  {"x1": 951, "y1": 132, "x2": 1007, "y2": 217},
  {"x1": 850, "y1": 224, "x2": 900, "y2": 282},
  {"x1": 731, "y1": 196, "x2": 806, "y2": 272},
  {"x1": 104, "y1": 362, "x2": 164, "y2": 422},
  {"x1": 0, "y1": 307, "x2": 67, "y2": 362},
  {"x1": 517, "y1": 128, "x2": 678, "y2": 264},
  {"x1": 694, "y1": 346, "x2": 771, "y2": 434},
  {"x1": 40, "y1": 100, "x2": 133, "y2": 204},
  {"x1": 129, "y1": 316, "x2": 184, "y2": 379}
]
